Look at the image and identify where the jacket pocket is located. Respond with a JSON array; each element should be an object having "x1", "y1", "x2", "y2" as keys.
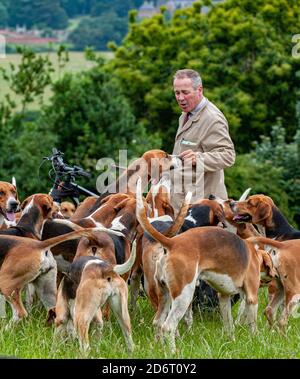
[{"x1": 180, "y1": 139, "x2": 203, "y2": 152}]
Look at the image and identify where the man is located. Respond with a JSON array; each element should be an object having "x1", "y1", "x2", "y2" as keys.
[{"x1": 171, "y1": 69, "x2": 235, "y2": 214}]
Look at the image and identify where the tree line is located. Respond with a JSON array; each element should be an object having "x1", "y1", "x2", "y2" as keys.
[
  {"x1": 0, "y1": 0, "x2": 143, "y2": 28},
  {"x1": 0, "y1": 0, "x2": 143, "y2": 51},
  {"x1": 0, "y1": 0, "x2": 299, "y2": 226}
]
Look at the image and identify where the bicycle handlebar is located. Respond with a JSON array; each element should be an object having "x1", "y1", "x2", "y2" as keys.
[
  {"x1": 44, "y1": 148, "x2": 90, "y2": 179},
  {"x1": 42, "y1": 148, "x2": 98, "y2": 205}
]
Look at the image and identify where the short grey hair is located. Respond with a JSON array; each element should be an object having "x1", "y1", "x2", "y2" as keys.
[{"x1": 173, "y1": 69, "x2": 202, "y2": 89}]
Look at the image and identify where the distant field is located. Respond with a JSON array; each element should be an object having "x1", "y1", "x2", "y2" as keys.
[{"x1": 0, "y1": 51, "x2": 113, "y2": 110}]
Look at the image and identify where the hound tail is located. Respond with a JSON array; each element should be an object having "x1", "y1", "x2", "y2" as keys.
[
  {"x1": 51, "y1": 219, "x2": 84, "y2": 231},
  {"x1": 38, "y1": 227, "x2": 125, "y2": 250},
  {"x1": 164, "y1": 193, "x2": 192, "y2": 237},
  {"x1": 239, "y1": 188, "x2": 251, "y2": 201},
  {"x1": 136, "y1": 177, "x2": 191, "y2": 248},
  {"x1": 247, "y1": 236, "x2": 283, "y2": 249},
  {"x1": 114, "y1": 240, "x2": 137, "y2": 276}
]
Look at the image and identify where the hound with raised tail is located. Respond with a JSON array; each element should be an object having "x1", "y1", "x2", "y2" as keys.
[
  {"x1": 74, "y1": 193, "x2": 137, "y2": 272},
  {"x1": 41, "y1": 193, "x2": 132, "y2": 263},
  {"x1": 138, "y1": 177, "x2": 190, "y2": 310},
  {"x1": 129, "y1": 177, "x2": 174, "y2": 309},
  {"x1": 0, "y1": 193, "x2": 59, "y2": 318},
  {"x1": 247, "y1": 236, "x2": 300, "y2": 329},
  {"x1": 55, "y1": 242, "x2": 137, "y2": 352},
  {"x1": 0, "y1": 226, "x2": 124, "y2": 324},
  {"x1": 135, "y1": 178, "x2": 275, "y2": 351},
  {"x1": 232, "y1": 195, "x2": 300, "y2": 321}
]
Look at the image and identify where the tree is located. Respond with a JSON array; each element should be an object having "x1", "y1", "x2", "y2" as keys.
[
  {"x1": 59, "y1": 0, "x2": 143, "y2": 17},
  {"x1": 60, "y1": 0, "x2": 87, "y2": 17},
  {"x1": 68, "y1": 13, "x2": 128, "y2": 51},
  {"x1": 39, "y1": 65, "x2": 161, "y2": 190},
  {"x1": 0, "y1": 46, "x2": 54, "y2": 113},
  {"x1": 225, "y1": 154, "x2": 291, "y2": 221},
  {"x1": 225, "y1": 118, "x2": 300, "y2": 227},
  {"x1": 0, "y1": 1, "x2": 8, "y2": 27},
  {"x1": 8, "y1": 0, "x2": 68, "y2": 29},
  {"x1": 0, "y1": 120, "x2": 58, "y2": 200},
  {"x1": 108, "y1": 0, "x2": 300, "y2": 153},
  {"x1": 0, "y1": 46, "x2": 67, "y2": 199},
  {"x1": 7, "y1": 0, "x2": 32, "y2": 27},
  {"x1": 253, "y1": 120, "x2": 300, "y2": 226},
  {"x1": 32, "y1": 0, "x2": 68, "y2": 29},
  {"x1": 91, "y1": 0, "x2": 143, "y2": 18}
]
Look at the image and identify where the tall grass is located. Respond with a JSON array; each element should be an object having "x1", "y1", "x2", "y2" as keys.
[{"x1": 0, "y1": 288, "x2": 299, "y2": 359}]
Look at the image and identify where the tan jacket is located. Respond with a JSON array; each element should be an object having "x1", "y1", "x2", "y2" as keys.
[{"x1": 172, "y1": 98, "x2": 235, "y2": 199}]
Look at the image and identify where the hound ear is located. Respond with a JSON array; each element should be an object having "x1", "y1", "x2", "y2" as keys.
[
  {"x1": 42, "y1": 203, "x2": 52, "y2": 215},
  {"x1": 261, "y1": 251, "x2": 277, "y2": 278},
  {"x1": 40, "y1": 196, "x2": 53, "y2": 216},
  {"x1": 113, "y1": 198, "x2": 128, "y2": 212},
  {"x1": 20, "y1": 198, "x2": 29, "y2": 211},
  {"x1": 163, "y1": 202, "x2": 175, "y2": 219},
  {"x1": 252, "y1": 202, "x2": 272, "y2": 225},
  {"x1": 213, "y1": 204, "x2": 226, "y2": 225}
]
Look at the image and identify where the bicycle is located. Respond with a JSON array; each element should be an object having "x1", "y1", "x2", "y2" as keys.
[{"x1": 42, "y1": 148, "x2": 98, "y2": 206}]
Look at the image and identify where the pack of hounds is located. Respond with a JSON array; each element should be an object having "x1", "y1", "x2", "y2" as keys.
[{"x1": 0, "y1": 149, "x2": 299, "y2": 353}]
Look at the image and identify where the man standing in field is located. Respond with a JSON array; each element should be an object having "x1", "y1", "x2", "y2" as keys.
[{"x1": 171, "y1": 69, "x2": 235, "y2": 214}]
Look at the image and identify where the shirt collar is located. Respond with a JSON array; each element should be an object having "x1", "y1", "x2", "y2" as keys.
[{"x1": 189, "y1": 96, "x2": 207, "y2": 116}]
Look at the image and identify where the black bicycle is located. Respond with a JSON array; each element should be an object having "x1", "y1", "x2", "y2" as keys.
[{"x1": 43, "y1": 148, "x2": 98, "y2": 205}]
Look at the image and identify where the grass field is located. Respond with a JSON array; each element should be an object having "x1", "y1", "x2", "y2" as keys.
[
  {"x1": 0, "y1": 288, "x2": 300, "y2": 359},
  {"x1": 0, "y1": 51, "x2": 113, "y2": 110}
]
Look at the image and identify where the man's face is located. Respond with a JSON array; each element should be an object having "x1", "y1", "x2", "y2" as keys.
[{"x1": 173, "y1": 77, "x2": 203, "y2": 113}]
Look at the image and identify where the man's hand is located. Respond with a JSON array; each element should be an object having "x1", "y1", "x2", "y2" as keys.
[{"x1": 179, "y1": 149, "x2": 198, "y2": 165}]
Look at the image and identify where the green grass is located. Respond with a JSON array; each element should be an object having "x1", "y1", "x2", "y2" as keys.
[
  {"x1": 0, "y1": 51, "x2": 113, "y2": 110},
  {"x1": 1, "y1": 288, "x2": 300, "y2": 359}
]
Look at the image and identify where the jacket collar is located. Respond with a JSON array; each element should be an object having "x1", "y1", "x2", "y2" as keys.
[{"x1": 176, "y1": 97, "x2": 208, "y2": 139}]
